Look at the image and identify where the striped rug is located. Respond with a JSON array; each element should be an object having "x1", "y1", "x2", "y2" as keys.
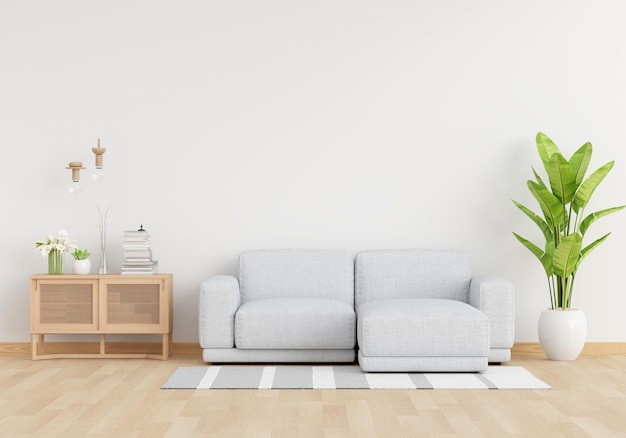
[{"x1": 161, "y1": 365, "x2": 550, "y2": 390}]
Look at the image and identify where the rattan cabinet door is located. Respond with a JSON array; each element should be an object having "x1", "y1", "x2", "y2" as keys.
[
  {"x1": 99, "y1": 277, "x2": 169, "y2": 333},
  {"x1": 31, "y1": 279, "x2": 99, "y2": 332}
]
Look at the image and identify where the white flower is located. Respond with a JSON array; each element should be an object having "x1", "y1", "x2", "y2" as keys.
[{"x1": 35, "y1": 230, "x2": 78, "y2": 257}]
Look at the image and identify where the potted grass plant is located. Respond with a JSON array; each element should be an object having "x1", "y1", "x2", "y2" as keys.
[
  {"x1": 72, "y1": 249, "x2": 92, "y2": 274},
  {"x1": 513, "y1": 132, "x2": 625, "y2": 360}
]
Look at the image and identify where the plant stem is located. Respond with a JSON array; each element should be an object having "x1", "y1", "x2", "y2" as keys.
[{"x1": 548, "y1": 276, "x2": 556, "y2": 309}]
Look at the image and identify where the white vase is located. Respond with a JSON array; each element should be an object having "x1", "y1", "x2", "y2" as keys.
[
  {"x1": 73, "y1": 259, "x2": 92, "y2": 275},
  {"x1": 538, "y1": 309, "x2": 587, "y2": 361}
]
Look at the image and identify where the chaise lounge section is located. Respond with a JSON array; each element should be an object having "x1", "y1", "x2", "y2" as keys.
[{"x1": 356, "y1": 249, "x2": 515, "y2": 372}]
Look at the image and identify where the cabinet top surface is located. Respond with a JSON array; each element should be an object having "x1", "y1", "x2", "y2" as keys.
[{"x1": 31, "y1": 274, "x2": 173, "y2": 280}]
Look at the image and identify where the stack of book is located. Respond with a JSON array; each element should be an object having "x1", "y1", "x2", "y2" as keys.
[{"x1": 121, "y1": 226, "x2": 158, "y2": 275}]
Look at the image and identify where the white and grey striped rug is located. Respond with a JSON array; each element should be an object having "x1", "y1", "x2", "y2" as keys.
[{"x1": 162, "y1": 365, "x2": 550, "y2": 390}]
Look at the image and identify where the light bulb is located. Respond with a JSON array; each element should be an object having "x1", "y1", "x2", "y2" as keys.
[
  {"x1": 92, "y1": 167, "x2": 105, "y2": 181},
  {"x1": 66, "y1": 161, "x2": 85, "y2": 195},
  {"x1": 68, "y1": 180, "x2": 82, "y2": 195},
  {"x1": 92, "y1": 139, "x2": 106, "y2": 182}
]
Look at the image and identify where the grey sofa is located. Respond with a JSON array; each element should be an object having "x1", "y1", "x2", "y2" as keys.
[
  {"x1": 199, "y1": 249, "x2": 514, "y2": 372},
  {"x1": 199, "y1": 249, "x2": 356, "y2": 363}
]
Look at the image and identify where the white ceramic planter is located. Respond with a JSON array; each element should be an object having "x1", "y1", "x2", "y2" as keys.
[
  {"x1": 538, "y1": 309, "x2": 587, "y2": 361},
  {"x1": 73, "y1": 259, "x2": 92, "y2": 275}
]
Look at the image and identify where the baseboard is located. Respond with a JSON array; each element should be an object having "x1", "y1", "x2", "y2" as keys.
[
  {"x1": 1, "y1": 342, "x2": 624, "y2": 357},
  {"x1": 511, "y1": 342, "x2": 626, "y2": 356},
  {"x1": 0, "y1": 342, "x2": 202, "y2": 357}
]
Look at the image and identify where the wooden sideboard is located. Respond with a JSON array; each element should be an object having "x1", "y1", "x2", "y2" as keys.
[{"x1": 30, "y1": 274, "x2": 173, "y2": 360}]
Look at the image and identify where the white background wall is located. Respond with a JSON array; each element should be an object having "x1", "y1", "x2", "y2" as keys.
[{"x1": 1, "y1": 0, "x2": 625, "y2": 343}]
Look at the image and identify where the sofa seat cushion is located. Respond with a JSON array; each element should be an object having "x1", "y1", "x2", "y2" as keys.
[
  {"x1": 235, "y1": 298, "x2": 356, "y2": 349},
  {"x1": 357, "y1": 298, "x2": 489, "y2": 357}
]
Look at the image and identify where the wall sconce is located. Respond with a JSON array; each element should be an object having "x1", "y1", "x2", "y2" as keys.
[
  {"x1": 66, "y1": 161, "x2": 85, "y2": 195},
  {"x1": 91, "y1": 138, "x2": 106, "y2": 181}
]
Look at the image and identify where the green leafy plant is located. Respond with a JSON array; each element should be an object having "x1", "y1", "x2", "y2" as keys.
[
  {"x1": 513, "y1": 132, "x2": 625, "y2": 309},
  {"x1": 72, "y1": 249, "x2": 91, "y2": 260}
]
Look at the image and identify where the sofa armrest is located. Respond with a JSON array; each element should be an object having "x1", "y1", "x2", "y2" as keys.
[
  {"x1": 199, "y1": 275, "x2": 241, "y2": 349},
  {"x1": 469, "y1": 276, "x2": 514, "y2": 349}
]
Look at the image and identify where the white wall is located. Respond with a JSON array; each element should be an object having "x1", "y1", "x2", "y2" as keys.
[{"x1": 1, "y1": 0, "x2": 625, "y2": 343}]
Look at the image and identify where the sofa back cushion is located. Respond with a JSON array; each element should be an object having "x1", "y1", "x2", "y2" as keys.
[
  {"x1": 239, "y1": 249, "x2": 354, "y2": 306},
  {"x1": 355, "y1": 249, "x2": 471, "y2": 308}
]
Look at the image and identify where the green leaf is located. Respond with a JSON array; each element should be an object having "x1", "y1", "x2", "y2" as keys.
[
  {"x1": 513, "y1": 233, "x2": 544, "y2": 259},
  {"x1": 572, "y1": 161, "x2": 615, "y2": 213},
  {"x1": 546, "y1": 153, "x2": 576, "y2": 204},
  {"x1": 580, "y1": 205, "x2": 626, "y2": 236},
  {"x1": 512, "y1": 200, "x2": 552, "y2": 241},
  {"x1": 544, "y1": 238, "x2": 555, "y2": 260},
  {"x1": 528, "y1": 180, "x2": 564, "y2": 228},
  {"x1": 577, "y1": 233, "x2": 611, "y2": 270},
  {"x1": 542, "y1": 240, "x2": 555, "y2": 277},
  {"x1": 513, "y1": 233, "x2": 553, "y2": 276},
  {"x1": 536, "y1": 132, "x2": 561, "y2": 166},
  {"x1": 532, "y1": 167, "x2": 548, "y2": 189},
  {"x1": 568, "y1": 142, "x2": 592, "y2": 187},
  {"x1": 552, "y1": 233, "x2": 582, "y2": 278}
]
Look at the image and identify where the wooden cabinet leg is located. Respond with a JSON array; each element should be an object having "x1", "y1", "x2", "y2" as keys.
[
  {"x1": 31, "y1": 334, "x2": 38, "y2": 360},
  {"x1": 100, "y1": 334, "x2": 106, "y2": 356},
  {"x1": 162, "y1": 334, "x2": 169, "y2": 360},
  {"x1": 31, "y1": 334, "x2": 45, "y2": 360}
]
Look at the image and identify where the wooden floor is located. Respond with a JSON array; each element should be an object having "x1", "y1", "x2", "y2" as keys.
[{"x1": 0, "y1": 352, "x2": 625, "y2": 437}]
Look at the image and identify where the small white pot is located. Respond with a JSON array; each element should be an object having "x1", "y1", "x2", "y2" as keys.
[
  {"x1": 538, "y1": 308, "x2": 587, "y2": 361},
  {"x1": 73, "y1": 259, "x2": 92, "y2": 275}
]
